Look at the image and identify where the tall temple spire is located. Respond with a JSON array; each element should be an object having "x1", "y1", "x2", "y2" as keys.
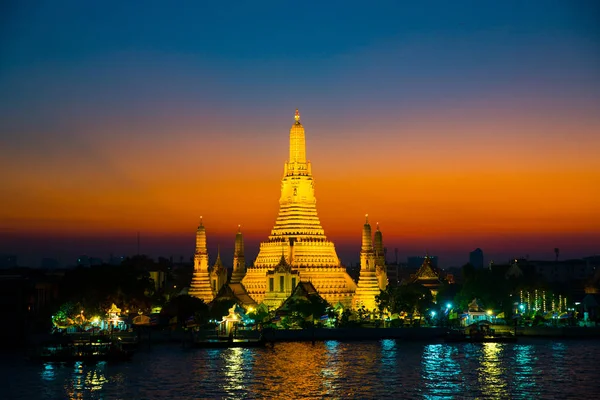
[
  {"x1": 235, "y1": 225, "x2": 244, "y2": 254},
  {"x1": 210, "y1": 244, "x2": 227, "y2": 295},
  {"x1": 194, "y1": 217, "x2": 207, "y2": 266},
  {"x1": 189, "y1": 217, "x2": 214, "y2": 302},
  {"x1": 231, "y1": 225, "x2": 246, "y2": 283},
  {"x1": 288, "y1": 108, "x2": 307, "y2": 166},
  {"x1": 374, "y1": 222, "x2": 384, "y2": 258},
  {"x1": 362, "y1": 214, "x2": 373, "y2": 253},
  {"x1": 215, "y1": 246, "x2": 222, "y2": 266},
  {"x1": 354, "y1": 214, "x2": 380, "y2": 310},
  {"x1": 373, "y1": 222, "x2": 387, "y2": 291},
  {"x1": 244, "y1": 109, "x2": 355, "y2": 306}
]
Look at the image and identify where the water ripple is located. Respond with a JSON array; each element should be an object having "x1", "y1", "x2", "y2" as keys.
[{"x1": 3, "y1": 340, "x2": 600, "y2": 399}]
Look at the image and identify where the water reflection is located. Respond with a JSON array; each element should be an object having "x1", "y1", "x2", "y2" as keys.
[
  {"x1": 222, "y1": 347, "x2": 254, "y2": 397},
  {"x1": 321, "y1": 340, "x2": 340, "y2": 395},
  {"x1": 85, "y1": 362, "x2": 108, "y2": 392},
  {"x1": 252, "y1": 342, "x2": 330, "y2": 398},
  {"x1": 61, "y1": 361, "x2": 109, "y2": 399},
  {"x1": 41, "y1": 363, "x2": 55, "y2": 382},
  {"x1": 551, "y1": 342, "x2": 567, "y2": 383},
  {"x1": 512, "y1": 344, "x2": 540, "y2": 397},
  {"x1": 477, "y1": 343, "x2": 508, "y2": 398},
  {"x1": 379, "y1": 339, "x2": 397, "y2": 376},
  {"x1": 18, "y1": 341, "x2": 600, "y2": 399},
  {"x1": 421, "y1": 344, "x2": 462, "y2": 399}
]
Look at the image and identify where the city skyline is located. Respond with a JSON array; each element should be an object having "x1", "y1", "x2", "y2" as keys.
[{"x1": 1, "y1": 2, "x2": 599, "y2": 267}]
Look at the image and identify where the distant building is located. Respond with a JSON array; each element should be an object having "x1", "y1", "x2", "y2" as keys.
[
  {"x1": 502, "y1": 257, "x2": 598, "y2": 299},
  {"x1": 469, "y1": 248, "x2": 484, "y2": 269},
  {"x1": 77, "y1": 256, "x2": 105, "y2": 267},
  {"x1": 409, "y1": 255, "x2": 443, "y2": 299},
  {"x1": 385, "y1": 262, "x2": 408, "y2": 286},
  {"x1": 529, "y1": 259, "x2": 596, "y2": 283}
]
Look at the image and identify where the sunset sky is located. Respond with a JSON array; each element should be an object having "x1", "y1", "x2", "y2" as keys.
[{"x1": 1, "y1": 1, "x2": 599, "y2": 267}]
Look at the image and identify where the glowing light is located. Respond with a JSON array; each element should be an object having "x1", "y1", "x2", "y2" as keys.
[
  {"x1": 487, "y1": 310, "x2": 493, "y2": 316},
  {"x1": 446, "y1": 303, "x2": 452, "y2": 309},
  {"x1": 430, "y1": 311, "x2": 436, "y2": 317}
]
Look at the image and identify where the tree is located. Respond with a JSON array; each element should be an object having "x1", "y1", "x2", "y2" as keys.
[
  {"x1": 209, "y1": 299, "x2": 237, "y2": 321},
  {"x1": 162, "y1": 295, "x2": 209, "y2": 327},
  {"x1": 55, "y1": 257, "x2": 159, "y2": 321}
]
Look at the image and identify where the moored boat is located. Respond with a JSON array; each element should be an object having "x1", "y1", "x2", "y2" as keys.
[
  {"x1": 445, "y1": 324, "x2": 517, "y2": 343},
  {"x1": 444, "y1": 332, "x2": 517, "y2": 343},
  {"x1": 191, "y1": 337, "x2": 266, "y2": 349},
  {"x1": 30, "y1": 335, "x2": 134, "y2": 362}
]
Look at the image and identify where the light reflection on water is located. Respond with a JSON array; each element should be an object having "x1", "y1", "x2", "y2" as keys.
[
  {"x1": 478, "y1": 343, "x2": 508, "y2": 399},
  {"x1": 422, "y1": 343, "x2": 462, "y2": 399},
  {"x1": 321, "y1": 340, "x2": 340, "y2": 395},
  {"x1": 512, "y1": 344, "x2": 539, "y2": 398},
  {"x1": 3, "y1": 340, "x2": 600, "y2": 399}
]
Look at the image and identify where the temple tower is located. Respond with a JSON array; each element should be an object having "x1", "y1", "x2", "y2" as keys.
[
  {"x1": 353, "y1": 215, "x2": 381, "y2": 311},
  {"x1": 189, "y1": 217, "x2": 215, "y2": 302},
  {"x1": 210, "y1": 247, "x2": 228, "y2": 295},
  {"x1": 242, "y1": 109, "x2": 356, "y2": 306},
  {"x1": 374, "y1": 223, "x2": 388, "y2": 291},
  {"x1": 231, "y1": 225, "x2": 246, "y2": 284}
]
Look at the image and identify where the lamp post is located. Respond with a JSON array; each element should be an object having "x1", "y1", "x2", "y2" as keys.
[
  {"x1": 516, "y1": 303, "x2": 525, "y2": 336},
  {"x1": 430, "y1": 310, "x2": 437, "y2": 327},
  {"x1": 446, "y1": 303, "x2": 452, "y2": 328}
]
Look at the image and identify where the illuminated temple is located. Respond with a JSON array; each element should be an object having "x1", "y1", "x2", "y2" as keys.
[{"x1": 189, "y1": 110, "x2": 387, "y2": 309}]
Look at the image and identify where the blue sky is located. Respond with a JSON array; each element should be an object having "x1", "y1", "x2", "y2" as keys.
[{"x1": 1, "y1": 1, "x2": 599, "y2": 266}]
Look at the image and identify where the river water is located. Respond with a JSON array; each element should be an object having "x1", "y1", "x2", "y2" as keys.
[{"x1": 3, "y1": 339, "x2": 599, "y2": 399}]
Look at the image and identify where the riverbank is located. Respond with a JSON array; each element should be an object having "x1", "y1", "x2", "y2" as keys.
[
  {"x1": 23, "y1": 325, "x2": 600, "y2": 350},
  {"x1": 517, "y1": 326, "x2": 600, "y2": 338},
  {"x1": 262, "y1": 326, "x2": 600, "y2": 342}
]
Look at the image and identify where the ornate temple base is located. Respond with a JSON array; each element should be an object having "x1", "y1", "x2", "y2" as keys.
[
  {"x1": 242, "y1": 266, "x2": 356, "y2": 308},
  {"x1": 241, "y1": 267, "x2": 269, "y2": 304},
  {"x1": 297, "y1": 267, "x2": 357, "y2": 308},
  {"x1": 353, "y1": 270, "x2": 380, "y2": 311},
  {"x1": 189, "y1": 270, "x2": 214, "y2": 303}
]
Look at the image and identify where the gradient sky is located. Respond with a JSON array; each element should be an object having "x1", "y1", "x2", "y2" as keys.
[{"x1": 1, "y1": 1, "x2": 599, "y2": 267}]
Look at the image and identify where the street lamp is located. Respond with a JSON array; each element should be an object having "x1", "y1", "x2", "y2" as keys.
[{"x1": 445, "y1": 303, "x2": 453, "y2": 328}]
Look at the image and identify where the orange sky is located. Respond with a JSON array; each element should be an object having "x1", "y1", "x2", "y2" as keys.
[{"x1": 2, "y1": 103, "x2": 599, "y2": 266}]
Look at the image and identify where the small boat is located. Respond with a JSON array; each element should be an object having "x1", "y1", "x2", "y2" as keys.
[
  {"x1": 191, "y1": 337, "x2": 266, "y2": 349},
  {"x1": 444, "y1": 333, "x2": 517, "y2": 343},
  {"x1": 445, "y1": 325, "x2": 517, "y2": 343},
  {"x1": 30, "y1": 335, "x2": 134, "y2": 362}
]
